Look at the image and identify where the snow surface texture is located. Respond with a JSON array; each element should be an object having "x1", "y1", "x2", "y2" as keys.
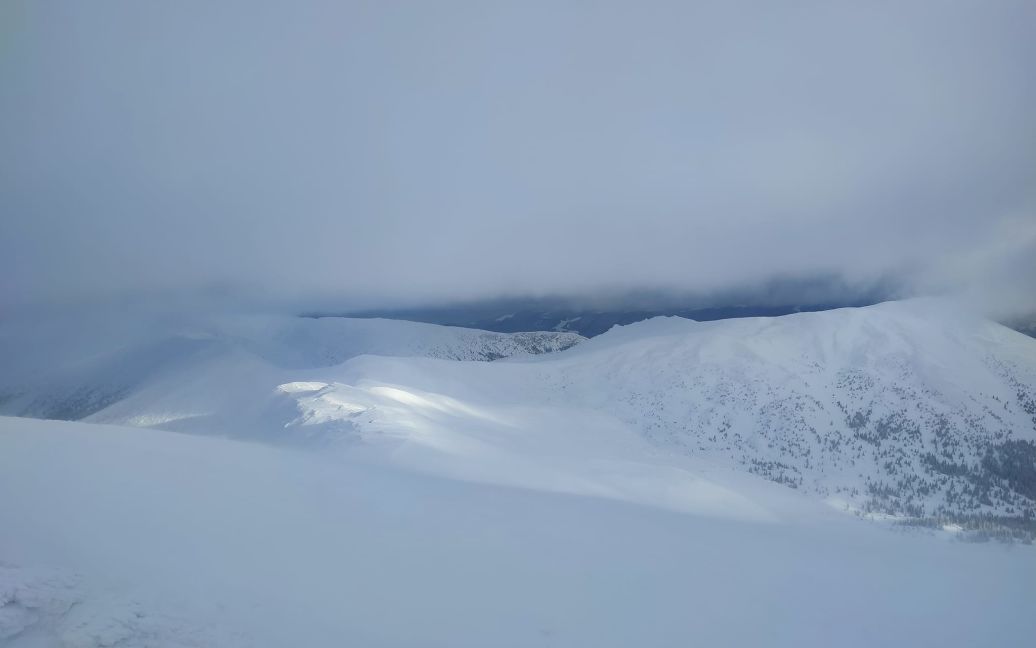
[
  {"x1": 0, "y1": 563, "x2": 247, "y2": 648},
  {"x1": 7, "y1": 300, "x2": 1031, "y2": 527},
  {"x1": 1, "y1": 416, "x2": 1034, "y2": 648}
]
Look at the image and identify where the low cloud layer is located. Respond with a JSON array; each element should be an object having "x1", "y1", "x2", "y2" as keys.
[{"x1": 1, "y1": 1, "x2": 1033, "y2": 313}]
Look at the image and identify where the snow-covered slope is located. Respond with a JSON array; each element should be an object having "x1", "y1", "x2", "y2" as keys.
[
  {"x1": 174, "y1": 300, "x2": 1036, "y2": 531},
  {"x1": 1, "y1": 416, "x2": 1033, "y2": 648},
  {"x1": 533, "y1": 300, "x2": 1036, "y2": 524},
  {"x1": 3, "y1": 300, "x2": 1035, "y2": 532},
  {"x1": 0, "y1": 314, "x2": 584, "y2": 421},
  {"x1": 2, "y1": 301, "x2": 1036, "y2": 645}
]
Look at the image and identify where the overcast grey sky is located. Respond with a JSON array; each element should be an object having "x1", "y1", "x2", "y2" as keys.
[{"x1": 1, "y1": 1, "x2": 1034, "y2": 313}]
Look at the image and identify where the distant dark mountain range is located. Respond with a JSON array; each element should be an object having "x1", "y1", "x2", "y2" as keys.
[
  {"x1": 308, "y1": 298, "x2": 887, "y2": 338},
  {"x1": 306, "y1": 282, "x2": 1036, "y2": 340},
  {"x1": 1004, "y1": 315, "x2": 1036, "y2": 340}
]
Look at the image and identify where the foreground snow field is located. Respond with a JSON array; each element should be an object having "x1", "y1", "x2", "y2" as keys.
[{"x1": 2, "y1": 416, "x2": 1034, "y2": 648}]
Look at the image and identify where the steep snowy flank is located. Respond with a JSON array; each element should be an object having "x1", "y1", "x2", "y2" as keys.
[{"x1": 537, "y1": 300, "x2": 1036, "y2": 526}]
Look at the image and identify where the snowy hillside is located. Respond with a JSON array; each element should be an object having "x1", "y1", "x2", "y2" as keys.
[
  {"x1": 1, "y1": 416, "x2": 1033, "y2": 648},
  {"x1": 0, "y1": 314, "x2": 583, "y2": 422},
  {"x1": 532, "y1": 300, "x2": 1036, "y2": 526},
  {"x1": 2, "y1": 301, "x2": 1036, "y2": 646},
  {"x1": 2, "y1": 300, "x2": 1035, "y2": 534}
]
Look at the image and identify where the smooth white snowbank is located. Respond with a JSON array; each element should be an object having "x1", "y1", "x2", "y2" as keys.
[{"x1": 1, "y1": 416, "x2": 1034, "y2": 648}]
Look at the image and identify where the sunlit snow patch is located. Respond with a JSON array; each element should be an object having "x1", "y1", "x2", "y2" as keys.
[{"x1": 276, "y1": 379, "x2": 780, "y2": 522}]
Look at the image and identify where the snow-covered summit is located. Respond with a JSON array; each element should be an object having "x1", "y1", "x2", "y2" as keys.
[{"x1": 535, "y1": 300, "x2": 1036, "y2": 521}]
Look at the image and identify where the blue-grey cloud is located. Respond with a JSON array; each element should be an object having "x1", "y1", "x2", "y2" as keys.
[{"x1": 1, "y1": 1, "x2": 1033, "y2": 312}]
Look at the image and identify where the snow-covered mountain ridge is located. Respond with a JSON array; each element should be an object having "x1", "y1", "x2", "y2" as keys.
[
  {"x1": 3, "y1": 300, "x2": 1035, "y2": 536},
  {"x1": 532, "y1": 301, "x2": 1036, "y2": 525},
  {"x1": 0, "y1": 315, "x2": 584, "y2": 421},
  {"x1": 270, "y1": 300, "x2": 1036, "y2": 533},
  {"x1": 2, "y1": 300, "x2": 1036, "y2": 645}
]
